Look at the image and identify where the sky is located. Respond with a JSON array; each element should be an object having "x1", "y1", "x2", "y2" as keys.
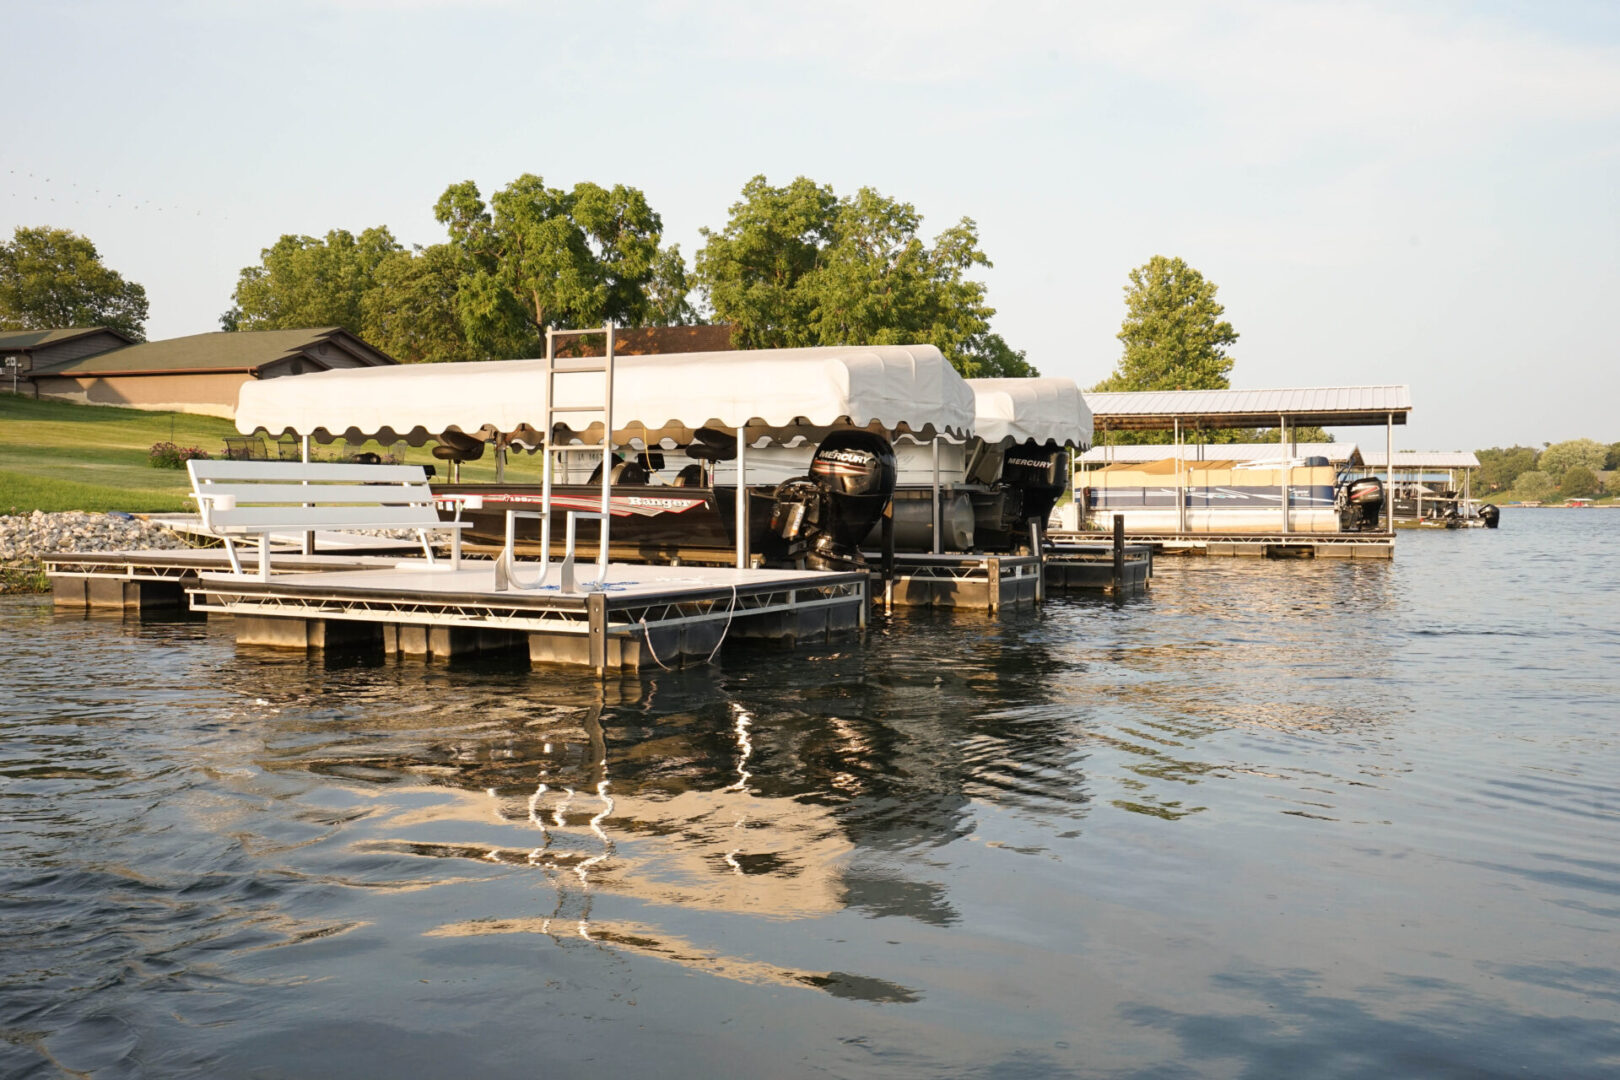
[{"x1": 4, "y1": 0, "x2": 1618, "y2": 450}]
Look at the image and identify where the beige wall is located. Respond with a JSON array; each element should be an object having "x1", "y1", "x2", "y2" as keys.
[{"x1": 31, "y1": 372, "x2": 252, "y2": 419}]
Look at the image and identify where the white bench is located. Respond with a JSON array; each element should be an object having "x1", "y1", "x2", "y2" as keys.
[{"x1": 187, "y1": 460, "x2": 476, "y2": 580}]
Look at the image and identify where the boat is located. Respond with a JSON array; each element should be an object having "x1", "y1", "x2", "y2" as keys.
[{"x1": 1078, "y1": 454, "x2": 1386, "y2": 534}]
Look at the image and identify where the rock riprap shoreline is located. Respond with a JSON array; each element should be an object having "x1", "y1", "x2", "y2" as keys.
[{"x1": 1, "y1": 511, "x2": 188, "y2": 562}]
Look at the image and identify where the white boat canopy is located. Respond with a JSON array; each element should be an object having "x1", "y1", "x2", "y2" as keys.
[
  {"x1": 235, "y1": 343, "x2": 977, "y2": 448},
  {"x1": 967, "y1": 377, "x2": 1092, "y2": 449}
]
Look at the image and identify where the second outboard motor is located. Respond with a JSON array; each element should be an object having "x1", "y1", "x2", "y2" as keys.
[
  {"x1": 1338, "y1": 476, "x2": 1385, "y2": 532},
  {"x1": 1478, "y1": 503, "x2": 1501, "y2": 529},
  {"x1": 769, "y1": 430, "x2": 896, "y2": 569},
  {"x1": 998, "y1": 440, "x2": 1070, "y2": 542}
]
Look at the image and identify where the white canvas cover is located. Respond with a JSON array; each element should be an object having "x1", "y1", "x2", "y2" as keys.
[
  {"x1": 968, "y1": 377, "x2": 1092, "y2": 448},
  {"x1": 236, "y1": 343, "x2": 976, "y2": 447}
]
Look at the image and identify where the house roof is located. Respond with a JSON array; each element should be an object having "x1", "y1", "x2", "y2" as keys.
[
  {"x1": 31, "y1": 327, "x2": 395, "y2": 376},
  {"x1": 1085, "y1": 385, "x2": 1412, "y2": 430},
  {"x1": 0, "y1": 327, "x2": 136, "y2": 352}
]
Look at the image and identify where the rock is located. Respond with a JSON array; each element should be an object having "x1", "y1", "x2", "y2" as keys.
[{"x1": 0, "y1": 512, "x2": 190, "y2": 561}]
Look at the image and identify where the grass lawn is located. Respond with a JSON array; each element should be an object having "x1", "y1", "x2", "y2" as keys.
[{"x1": 0, "y1": 393, "x2": 537, "y2": 514}]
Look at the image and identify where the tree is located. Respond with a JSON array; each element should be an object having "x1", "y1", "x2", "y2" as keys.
[
  {"x1": 224, "y1": 227, "x2": 402, "y2": 334},
  {"x1": 361, "y1": 245, "x2": 481, "y2": 364},
  {"x1": 1605, "y1": 442, "x2": 1620, "y2": 471},
  {"x1": 435, "y1": 174, "x2": 690, "y2": 358},
  {"x1": 0, "y1": 226, "x2": 148, "y2": 339},
  {"x1": 1538, "y1": 438, "x2": 1607, "y2": 481},
  {"x1": 695, "y1": 175, "x2": 1034, "y2": 378},
  {"x1": 1512, "y1": 470, "x2": 1554, "y2": 501},
  {"x1": 1093, "y1": 256, "x2": 1236, "y2": 393},
  {"x1": 1476, "y1": 446, "x2": 1539, "y2": 493},
  {"x1": 1560, "y1": 465, "x2": 1601, "y2": 499}
]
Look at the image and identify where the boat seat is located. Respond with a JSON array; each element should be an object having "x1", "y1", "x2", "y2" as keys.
[
  {"x1": 684, "y1": 427, "x2": 737, "y2": 462},
  {"x1": 672, "y1": 464, "x2": 703, "y2": 487}
]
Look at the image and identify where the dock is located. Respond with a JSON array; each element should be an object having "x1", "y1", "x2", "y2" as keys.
[
  {"x1": 1044, "y1": 541, "x2": 1154, "y2": 592},
  {"x1": 45, "y1": 549, "x2": 409, "y2": 612},
  {"x1": 1048, "y1": 530, "x2": 1393, "y2": 559},
  {"x1": 873, "y1": 553, "x2": 1044, "y2": 610},
  {"x1": 188, "y1": 561, "x2": 867, "y2": 672}
]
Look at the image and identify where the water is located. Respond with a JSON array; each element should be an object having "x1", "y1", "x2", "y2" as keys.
[{"x1": 2, "y1": 510, "x2": 1617, "y2": 1078}]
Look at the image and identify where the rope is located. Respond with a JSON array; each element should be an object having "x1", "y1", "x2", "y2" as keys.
[
  {"x1": 637, "y1": 583, "x2": 739, "y2": 670},
  {"x1": 706, "y1": 585, "x2": 740, "y2": 664}
]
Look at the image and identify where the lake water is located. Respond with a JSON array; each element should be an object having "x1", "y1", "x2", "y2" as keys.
[{"x1": 3, "y1": 509, "x2": 1617, "y2": 1079}]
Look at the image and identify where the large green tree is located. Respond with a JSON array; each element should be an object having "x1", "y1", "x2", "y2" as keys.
[
  {"x1": 435, "y1": 174, "x2": 691, "y2": 358},
  {"x1": 1475, "y1": 445, "x2": 1539, "y2": 493},
  {"x1": 224, "y1": 226, "x2": 402, "y2": 334},
  {"x1": 361, "y1": 244, "x2": 482, "y2": 364},
  {"x1": 0, "y1": 226, "x2": 148, "y2": 339},
  {"x1": 1537, "y1": 438, "x2": 1607, "y2": 481},
  {"x1": 1094, "y1": 255, "x2": 1236, "y2": 393},
  {"x1": 695, "y1": 175, "x2": 1034, "y2": 378}
]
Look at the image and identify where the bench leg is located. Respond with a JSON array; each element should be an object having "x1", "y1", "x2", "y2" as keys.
[{"x1": 223, "y1": 536, "x2": 244, "y2": 576}]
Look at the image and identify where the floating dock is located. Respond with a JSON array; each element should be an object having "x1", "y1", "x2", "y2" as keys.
[
  {"x1": 874, "y1": 553, "x2": 1044, "y2": 610},
  {"x1": 1044, "y1": 541, "x2": 1153, "y2": 593},
  {"x1": 187, "y1": 561, "x2": 868, "y2": 672},
  {"x1": 1048, "y1": 530, "x2": 1393, "y2": 559},
  {"x1": 45, "y1": 549, "x2": 408, "y2": 612}
]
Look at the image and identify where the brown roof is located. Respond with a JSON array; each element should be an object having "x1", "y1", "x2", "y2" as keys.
[
  {"x1": 0, "y1": 327, "x2": 136, "y2": 353},
  {"x1": 569, "y1": 324, "x2": 735, "y2": 357},
  {"x1": 31, "y1": 327, "x2": 396, "y2": 376}
]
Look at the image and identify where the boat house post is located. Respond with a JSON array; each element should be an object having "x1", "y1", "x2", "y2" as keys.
[
  {"x1": 1279, "y1": 412, "x2": 1289, "y2": 533},
  {"x1": 931, "y1": 436, "x2": 942, "y2": 554},
  {"x1": 735, "y1": 423, "x2": 749, "y2": 569}
]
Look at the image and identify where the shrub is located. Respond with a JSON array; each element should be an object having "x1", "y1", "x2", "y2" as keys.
[
  {"x1": 148, "y1": 442, "x2": 211, "y2": 469},
  {"x1": 1538, "y1": 438, "x2": 1606, "y2": 481},
  {"x1": 1511, "y1": 470, "x2": 1554, "y2": 501},
  {"x1": 1560, "y1": 465, "x2": 1601, "y2": 499}
]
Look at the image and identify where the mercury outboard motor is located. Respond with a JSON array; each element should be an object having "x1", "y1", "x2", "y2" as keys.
[
  {"x1": 996, "y1": 441, "x2": 1069, "y2": 547},
  {"x1": 1478, "y1": 503, "x2": 1501, "y2": 529},
  {"x1": 1338, "y1": 476, "x2": 1385, "y2": 532},
  {"x1": 769, "y1": 430, "x2": 896, "y2": 569}
]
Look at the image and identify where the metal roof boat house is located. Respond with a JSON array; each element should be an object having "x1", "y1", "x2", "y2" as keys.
[
  {"x1": 1065, "y1": 385, "x2": 1414, "y2": 558},
  {"x1": 190, "y1": 334, "x2": 996, "y2": 669}
]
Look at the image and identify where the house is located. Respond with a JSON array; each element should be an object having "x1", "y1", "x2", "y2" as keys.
[
  {"x1": 0, "y1": 327, "x2": 135, "y2": 380},
  {"x1": 22, "y1": 327, "x2": 396, "y2": 419}
]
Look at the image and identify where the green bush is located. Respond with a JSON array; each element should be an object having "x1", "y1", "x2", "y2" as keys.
[
  {"x1": 1511, "y1": 470, "x2": 1554, "y2": 501},
  {"x1": 148, "y1": 441, "x2": 210, "y2": 469},
  {"x1": 1560, "y1": 465, "x2": 1601, "y2": 499}
]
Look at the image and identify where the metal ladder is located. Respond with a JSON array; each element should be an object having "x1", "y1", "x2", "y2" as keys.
[{"x1": 494, "y1": 323, "x2": 617, "y2": 593}]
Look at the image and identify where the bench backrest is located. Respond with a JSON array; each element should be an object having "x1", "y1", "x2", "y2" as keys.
[{"x1": 188, "y1": 460, "x2": 442, "y2": 531}]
